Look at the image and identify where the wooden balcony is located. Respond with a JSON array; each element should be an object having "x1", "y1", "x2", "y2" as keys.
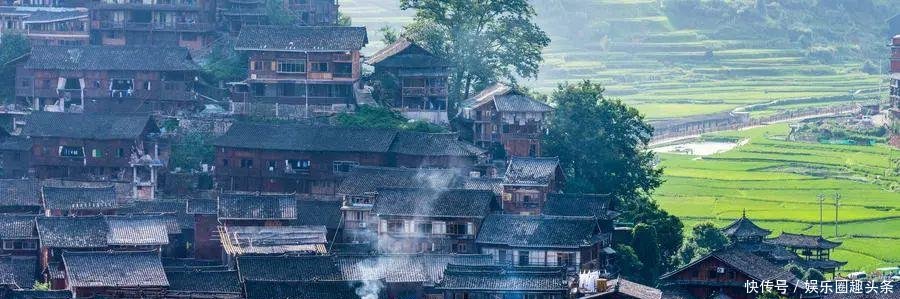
[
  {"x1": 95, "y1": 20, "x2": 214, "y2": 32},
  {"x1": 402, "y1": 86, "x2": 448, "y2": 97}
]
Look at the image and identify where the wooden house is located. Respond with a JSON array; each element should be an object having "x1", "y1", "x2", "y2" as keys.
[
  {"x1": 220, "y1": 0, "x2": 338, "y2": 33},
  {"x1": 0, "y1": 215, "x2": 38, "y2": 256},
  {"x1": 434, "y1": 264, "x2": 569, "y2": 299},
  {"x1": 60, "y1": 250, "x2": 168, "y2": 298},
  {"x1": 0, "y1": 6, "x2": 89, "y2": 46},
  {"x1": 15, "y1": 46, "x2": 199, "y2": 114},
  {"x1": 230, "y1": 26, "x2": 367, "y2": 115},
  {"x1": 458, "y1": 83, "x2": 552, "y2": 158},
  {"x1": 0, "y1": 179, "x2": 42, "y2": 214},
  {"x1": 366, "y1": 39, "x2": 452, "y2": 124},
  {"x1": 87, "y1": 0, "x2": 216, "y2": 49},
  {"x1": 500, "y1": 156, "x2": 563, "y2": 215}
]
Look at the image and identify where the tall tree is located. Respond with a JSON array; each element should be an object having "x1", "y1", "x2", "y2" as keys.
[
  {"x1": 399, "y1": 0, "x2": 550, "y2": 105},
  {"x1": 543, "y1": 81, "x2": 662, "y2": 200},
  {"x1": 614, "y1": 245, "x2": 644, "y2": 282},
  {"x1": 631, "y1": 223, "x2": 661, "y2": 284},
  {"x1": 0, "y1": 33, "x2": 30, "y2": 103},
  {"x1": 690, "y1": 221, "x2": 729, "y2": 251}
]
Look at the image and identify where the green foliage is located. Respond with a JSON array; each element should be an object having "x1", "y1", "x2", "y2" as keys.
[
  {"x1": 626, "y1": 197, "x2": 684, "y2": 272},
  {"x1": 333, "y1": 105, "x2": 447, "y2": 133},
  {"x1": 32, "y1": 281, "x2": 50, "y2": 291},
  {"x1": 337, "y1": 11, "x2": 352, "y2": 26},
  {"x1": 785, "y1": 263, "x2": 805, "y2": 279},
  {"x1": 0, "y1": 33, "x2": 30, "y2": 103},
  {"x1": 265, "y1": 0, "x2": 294, "y2": 26},
  {"x1": 400, "y1": 0, "x2": 550, "y2": 103},
  {"x1": 614, "y1": 244, "x2": 644, "y2": 282},
  {"x1": 170, "y1": 131, "x2": 215, "y2": 171},
  {"x1": 631, "y1": 223, "x2": 661, "y2": 284},
  {"x1": 201, "y1": 39, "x2": 247, "y2": 83},
  {"x1": 543, "y1": 81, "x2": 661, "y2": 200},
  {"x1": 379, "y1": 26, "x2": 399, "y2": 44},
  {"x1": 804, "y1": 268, "x2": 826, "y2": 281},
  {"x1": 690, "y1": 221, "x2": 729, "y2": 251}
]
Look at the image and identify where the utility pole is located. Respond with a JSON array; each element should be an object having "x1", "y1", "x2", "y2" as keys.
[
  {"x1": 817, "y1": 194, "x2": 825, "y2": 236},
  {"x1": 834, "y1": 193, "x2": 841, "y2": 238}
]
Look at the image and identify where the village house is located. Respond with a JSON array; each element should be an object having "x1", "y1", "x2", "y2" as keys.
[
  {"x1": 0, "y1": 134, "x2": 31, "y2": 179},
  {"x1": 21, "y1": 113, "x2": 163, "y2": 182},
  {"x1": 500, "y1": 156, "x2": 564, "y2": 215},
  {"x1": 335, "y1": 166, "x2": 462, "y2": 243},
  {"x1": 220, "y1": 0, "x2": 338, "y2": 33},
  {"x1": 186, "y1": 195, "x2": 220, "y2": 260},
  {"x1": 578, "y1": 278, "x2": 663, "y2": 299},
  {"x1": 434, "y1": 264, "x2": 570, "y2": 299},
  {"x1": 41, "y1": 184, "x2": 117, "y2": 216},
  {"x1": 219, "y1": 225, "x2": 328, "y2": 263},
  {"x1": 216, "y1": 192, "x2": 297, "y2": 226},
  {"x1": 60, "y1": 250, "x2": 168, "y2": 298},
  {"x1": 164, "y1": 270, "x2": 242, "y2": 299},
  {"x1": 0, "y1": 179, "x2": 42, "y2": 214},
  {"x1": 0, "y1": 255, "x2": 39, "y2": 291},
  {"x1": 237, "y1": 253, "x2": 494, "y2": 299},
  {"x1": 230, "y1": 25, "x2": 367, "y2": 116},
  {"x1": 0, "y1": 215, "x2": 38, "y2": 256},
  {"x1": 0, "y1": 6, "x2": 89, "y2": 46},
  {"x1": 458, "y1": 83, "x2": 552, "y2": 158},
  {"x1": 87, "y1": 0, "x2": 216, "y2": 49},
  {"x1": 244, "y1": 280, "x2": 380, "y2": 299},
  {"x1": 476, "y1": 214, "x2": 612, "y2": 273},
  {"x1": 15, "y1": 46, "x2": 199, "y2": 114},
  {"x1": 212, "y1": 123, "x2": 483, "y2": 193},
  {"x1": 766, "y1": 232, "x2": 846, "y2": 275},
  {"x1": 366, "y1": 39, "x2": 452, "y2": 124},
  {"x1": 372, "y1": 188, "x2": 495, "y2": 254},
  {"x1": 659, "y1": 248, "x2": 808, "y2": 299}
]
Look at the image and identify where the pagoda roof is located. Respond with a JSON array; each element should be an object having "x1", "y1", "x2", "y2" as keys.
[
  {"x1": 766, "y1": 232, "x2": 842, "y2": 249},
  {"x1": 721, "y1": 213, "x2": 771, "y2": 239}
]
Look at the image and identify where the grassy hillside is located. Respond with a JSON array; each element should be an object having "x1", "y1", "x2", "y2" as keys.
[{"x1": 654, "y1": 124, "x2": 900, "y2": 272}]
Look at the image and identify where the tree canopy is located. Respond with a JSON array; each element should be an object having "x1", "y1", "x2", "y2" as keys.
[
  {"x1": 333, "y1": 105, "x2": 446, "y2": 133},
  {"x1": 399, "y1": 0, "x2": 550, "y2": 104},
  {"x1": 631, "y1": 223, "x2": 661, "y2": 284}
]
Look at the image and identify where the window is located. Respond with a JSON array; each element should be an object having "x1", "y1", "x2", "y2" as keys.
[
  {"x1": 334, "y1": 62, "x2": 352, "y2": 77},
  {"x1": 446, "y1": 223, "x2": 468, "y2": 235},
  {"x1": 277, "y1": 60, "x2": 306, "y2": 73},
  {"x1": 116, "y1": 148, "x2": 125, "y2": 158},
  {"x1": 267, "y1": 160, "x2": 277, "y2": 171},
  {"x1": 91, "y1": 149, "x2": 103, "y2": 158},
  {"x1": 557, "y1": 252, "x2": 574, "y2": 266},
  {"x1": 332, "y1": 161, "x2": 358, "y2": 173},
  {"x1": 222, "y1": 159, "x2": 229, "y2": 166},
  {"x1": 415, "y1": 222, "x2": 432, "y2": 234},
  {"x1": 288, "y1": 159, "x2": 310, "y2": 171},
  {"x1": 518, "y1": 251, "x2": 530, "y2": 266},
  {"x1": 110, "y1": 79, "x2": 133, "y2": 91},
  {"x1": 240, "y1": 159, "x2": 253, "y2": 168},
  {"x1": 311, "y1": 62, "x2": 328, "y2": 72},
  {"x1": 252, "y1": 83, "x2": 266, "y2": 97},
  {"x1": 451, "y1": 242, "x2": 467, "y2": 253},
  {"x1": 2, "y1": 240, "x2": 36, "y2": 250},
  {"x1": 142, "y1": 81, "x2": 151, "y2": 90},
  {"x1": 498, "y1": 249, "x2": 508, "y2": 264},
  {"x1": 386, "y1": 220, "x2": 403, "y2": 233},
  {"x1": 252, "y1": 60, "x2": 269, "y2": 71},
  {"x1": 59, "y1": 146, "x2": 84, "y2": 157}
]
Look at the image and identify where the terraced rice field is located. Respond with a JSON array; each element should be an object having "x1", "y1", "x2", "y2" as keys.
[{"x1": 654, "y1": 124, "x2": 900, "y2": 272}]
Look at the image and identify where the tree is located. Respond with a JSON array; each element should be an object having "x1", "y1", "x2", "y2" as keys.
[
  {"x1": 543, "y1": 81, "x2": 661, "y2": 200},
  {"x1": 337, "y1": 12, "x2": 352, "y2": 26},
  {"x1": 804, "y1": 268, "x2": 826, "y2": 281},
  {"x1": 379, "y1": 26, "x2": 400, "y2": 44},
  {"x1": 785, "y1": 264, "x2": 804, "y2": 279},
  {"x1": 265, "y1": 0, "x2": 294, "y2": 26},
  {"x1": 614, "y1": 244, "x2": 644, "y2": 282},
  {"x1": 32, "y1": 281, "x2": 50, "y2": 290},
  {"x1": 200, "y1": 38, "x2": 248, "y2": 84},
  {"x1": 333, "y1": 105, "x2": 446, "y2": 133},
  {"x1": 0, "y1": 33, "x2": 30, "y2": 103},
  {"x1": 400, "y1": 0, "x2": 550, "y2": 104},
  {"x1": 631, "y1": 223, "x2": 661, "y2": 284},
  {"x1": 170, "y1": 131, "x2": 215, "y2": 171},
  {"x1": 690, "y1": 221, "x2": 729, "y2": 251}
]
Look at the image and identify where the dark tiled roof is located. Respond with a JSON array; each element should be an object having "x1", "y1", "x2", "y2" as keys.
[
  {"x1": 373, "y1": 188, "x2": 494, "y2": 218},
  {"x1": 294, "y1": 200, "x2": 342, "y2": 229},
  {"x1": 219, "y1": 225, "x2": 327, "y2": 255},
  {"x1": 457, "y1": 176, "x2": 503, "y2": 195},
  {"x1": 0, "y1": 255, "x2": 38, "y2": 289},
  {"x1": 542, "y1": 193, "x2": 618, "y2": 220},
  {"x1": 165, "y1": 270, "x2": 242, "y2": 294},
  {"x1": 587, "y1": 279, "x2": 663, "y2": 299},
  {"x1": 7, "y1": 290, "x2": 74, "y2": 299},
  {"x1": 390, "y1": 132, "x2": 485, "y2": 157},
  {"x1": 63, "y1": 251, "x2": 168, "y2": 288},
  {"x1": 213, "y1": 123, "x2": 397, "y2": 152},
  {"x1": 660, "y1": 248, "x2": 805, "y2": 290},
  {"x1": 0, "y1": 179, "x2": 41, "y2": 208},
  {"x1": 187, "y1": 196, "x2": 217, "y2": 215},
  {"x1": 237, "y1": 254, "x2": 492, "y2": 284},
  {"x1": 104, "y1": 215, "x2": 170, "y2": 246},
  {"x1": 798, "y1": 258, "x2": 847, "y2": 270},
  {"x1": 503, "y1": 157, "x2": 560, "y2": 186},
  {"x1": 42, "y1": 185, "x2": 117, "y2": 211},
  {"x1": 366, "y1": 39, "x2": 451, "y2": 68},
  {"x1": 0, "y1": 136, "x2": 32, "y2": 151},
  {"x1": 25, "y1": 45, "x2": 199, "y2": 71},
  {"x1": 336, "y1": 166, "x2": 460, "y2": 195},
  {"x1": 476, "y1": 214, "x2": 599, "y2": 248},
  {"x1": 0, "y1": 214, "x2": 36, "y2": 239},
  {"x1": 721, "y1": 216, "x2": 772, "y2": 239},
  {"x1": 245, "y1": 280, "x2": 377, "y2": 299},
  {"x1": 436, "y1": 264, "x2": 568, "y2": 291},
  {"x1": 118, "y1": 199, "x2": 191, "y2": 230},
  {"x1": 766, "y1": 232, "x2": 841, "y2": 249},
  {"x1": 236, "y1": 25, "x2": 368, "y2": 52},
  {"x1": 24, "y1": 112, "x2": 154, "y2": 140},
  {"x1": 218, "y1": 193, "x2": 296, "y2": 220},
  {"x1": 36, "y1": 216, "x2": 107, "y2": 248},
  {"x1": 460, "y1": 83, "x2": 551, "y2": 113}
]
